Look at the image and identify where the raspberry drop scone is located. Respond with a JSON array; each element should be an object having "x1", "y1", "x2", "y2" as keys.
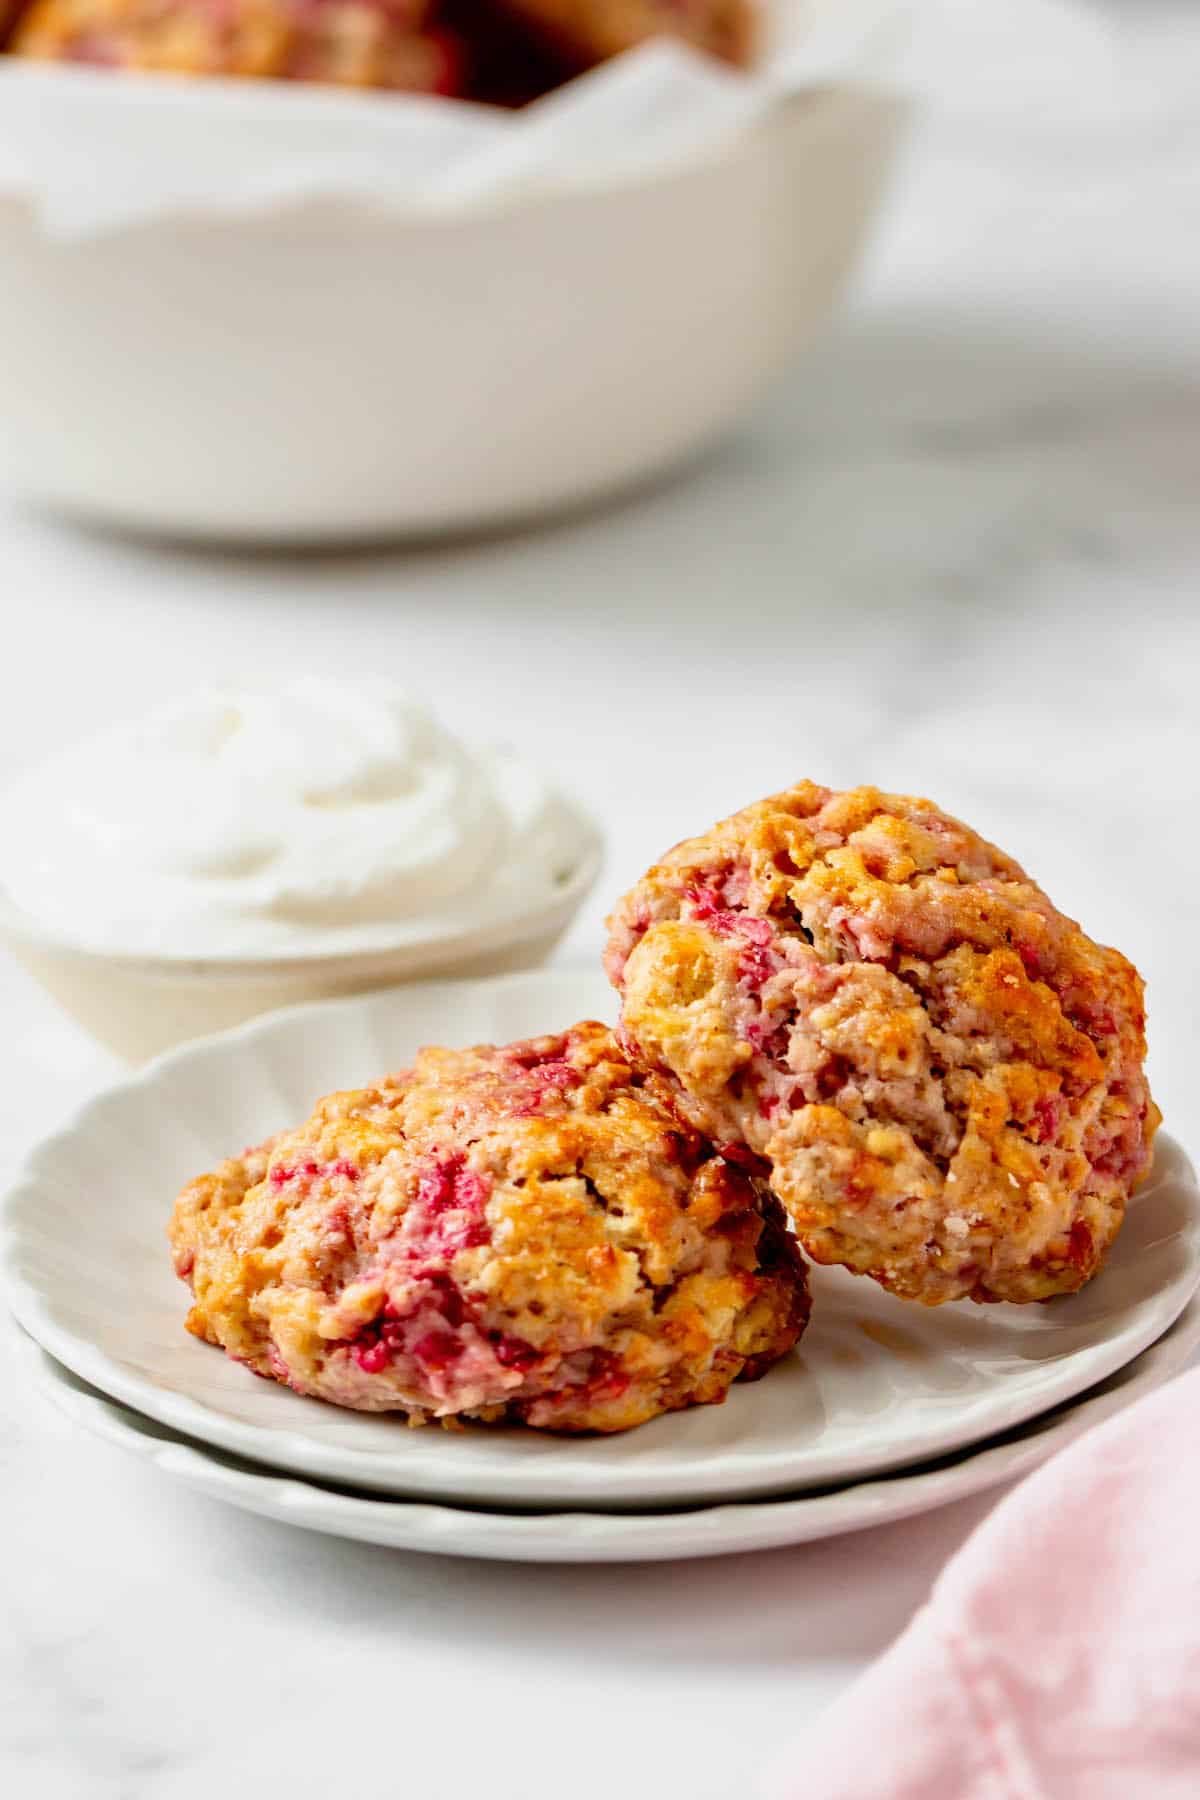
[
  {"x1": 10, "y1": 0, "x2": 464, "y2": 93},
  {"x1": 169, "y1": 1021, "x2": 808, "y2": 1431},
  {"x1": 606, "y1": 783, "x2": 1159, "y2": 1307}
]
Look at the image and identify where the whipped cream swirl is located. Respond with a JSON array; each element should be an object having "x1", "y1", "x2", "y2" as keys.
[{"x1": 0, "y1": 681, "x2": 595, "y2": 959}]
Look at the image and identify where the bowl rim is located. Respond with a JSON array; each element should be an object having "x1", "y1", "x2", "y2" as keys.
[
  {"x1": 0, "y1": 57, "x2": 775, "y2": 224},
  {"x1": 0, "y1": 1, "x2": 911, "y2": 229}
]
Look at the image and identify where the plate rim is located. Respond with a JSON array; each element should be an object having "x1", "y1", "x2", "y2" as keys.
[
  {"x1": 3, "y1": 967, "x2": 1196, "y2": 1507},
  {"x1": 17, "y1": 1300, "x2": 1200, "y2": 1563}
]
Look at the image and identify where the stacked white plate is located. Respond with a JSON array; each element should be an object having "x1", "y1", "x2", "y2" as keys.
[{"x1": 4, "y1": 970, "x2": 1198, "y2": 1563}]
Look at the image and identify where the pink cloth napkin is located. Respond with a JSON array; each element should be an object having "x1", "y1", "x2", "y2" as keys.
[{"x1": 770, "y1": 1367, "x2": 1200, "y2": 1799}]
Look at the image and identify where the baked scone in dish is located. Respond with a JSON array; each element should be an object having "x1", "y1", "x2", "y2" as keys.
[
  {"x1": 10, "y1": 0, "x2": 464, "y2": 92},
  {"x1": 169, "y1": 1021, "x2": 808, "y2": 1431},
  {"x1": 606, "y1": 784, "x2": 1158, "y2": 1307},
  {"x1": 487, "y1": 0, "x2": 753, "y2": 69}
]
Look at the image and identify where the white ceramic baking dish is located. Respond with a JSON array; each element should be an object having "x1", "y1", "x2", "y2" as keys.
[{"x1": 0, "y1": 24, "x2": 906, "y2": 542}]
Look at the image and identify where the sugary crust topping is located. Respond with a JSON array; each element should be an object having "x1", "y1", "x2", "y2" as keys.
[
  {"x1": 607, "y1": 783, "x2": 1159, "y2": 1305},
  {"x1": 169, "y1": 1021, "x2": 808, "y2": 1430}
]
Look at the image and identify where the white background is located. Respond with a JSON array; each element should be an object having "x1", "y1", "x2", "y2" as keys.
[{"x1": 2, "y1": 3, "x2": 1198, "y2": 1795}]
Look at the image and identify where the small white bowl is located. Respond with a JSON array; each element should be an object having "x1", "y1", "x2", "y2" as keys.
[
  {"x1": 0, "y1": 834, "x2": 603, "y2": 1062},
  {"x1": 0, "y1": 56, "x2": 907, "y2": 543}
]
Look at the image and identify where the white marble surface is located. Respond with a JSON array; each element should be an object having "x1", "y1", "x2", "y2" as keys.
[{"x1": 2, "y1": 4, "x2": 1199, "y2": 1796}]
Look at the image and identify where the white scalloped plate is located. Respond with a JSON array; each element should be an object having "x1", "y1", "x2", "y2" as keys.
[
  {"x1": 18, "y1": 1302, "x2": 1200, "y2": 1562},
  {"x1": 3, "y1": 969, "x2": 1197, "y2": 1508}
]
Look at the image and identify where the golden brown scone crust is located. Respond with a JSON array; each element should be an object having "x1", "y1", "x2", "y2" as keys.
[
  {"x1": 10, "y1": 0, "x2": 462, "y2": 92},
  {"x1": 169, "y1": 1021, "x2": 808, "y2": 1431},
  {"x1": 606, "y1": 783, "x2": 1159, "y2": 1306}
]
